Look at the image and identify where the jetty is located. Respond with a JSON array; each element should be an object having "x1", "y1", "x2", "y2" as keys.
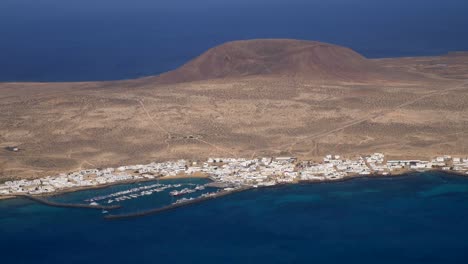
[
  {"x1": 105, "y1": 186, "x2": 251, "y2": 220},
  {"x1": 17, "y1": 195, "x2": 121, "y2": 210}
]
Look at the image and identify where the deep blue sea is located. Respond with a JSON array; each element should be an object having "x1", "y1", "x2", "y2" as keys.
[
  {"x1": 1, "y1": 0, "x2": 468, "y2": 82},
  {"x1": 2, "y1": 1, "x2": 468, "y2": 262},
  {"x1": 2, "y1": 172, "x2": 468, "y2": 263}
]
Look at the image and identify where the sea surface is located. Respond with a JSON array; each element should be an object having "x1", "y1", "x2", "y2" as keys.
[
  {"x1": 1, "y1": 0, "x2": 468, "y2": 82},
  {"x1": 1, "y1": 172, "x2": 468, "y2": 263}
]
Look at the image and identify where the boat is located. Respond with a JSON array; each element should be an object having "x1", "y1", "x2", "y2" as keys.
[
  {"x1": 195, "y1": 185, "x2": 205, "y2": 191},
  {"x1": 170, "y1": 188, "x2": 196, "y2": 196},
  {"x1": 170, "y1": 190, "x2": 181, "y2": 196},
  {"x1": 174, "y1": 197, "x2": 195, "y2": 204}
]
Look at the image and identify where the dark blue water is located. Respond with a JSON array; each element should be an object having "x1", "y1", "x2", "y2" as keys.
[
  {"x1": 1, "y1": 172, "x2": 468, "y2": 263},
  {"x1": 1, "y1": 0, "x2": 468, "y2": 82}
]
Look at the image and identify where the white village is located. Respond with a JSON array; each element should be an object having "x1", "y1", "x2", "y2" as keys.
[{"x1": 1, "y1": 153, "x2": 468, "y2": 198}]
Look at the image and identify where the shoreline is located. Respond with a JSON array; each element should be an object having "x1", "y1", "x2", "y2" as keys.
[
  {"x1": 2, "y1": 168, "x2": 467, "y2": 220},
  {"x1": 104, "y1": 170, "x2": 467, "y2": 220},
  {"x1": 0, "y1": 168, "x2": 466, "y2": 203},
  {"x1": 0, "y1": 174, "x2": 208, "y2": 201}
]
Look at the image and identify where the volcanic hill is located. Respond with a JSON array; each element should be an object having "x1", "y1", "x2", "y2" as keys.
[
  {"x1": 1, "y1": 39, "x2": 468, "y2": 180},
  {"x1": 153, "y1": 39, "x2": 414, "y2": 84}
]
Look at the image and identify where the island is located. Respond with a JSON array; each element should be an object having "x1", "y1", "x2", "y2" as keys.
[{"x1": 1, "y1": 40, "x2": 468, "y2": 216}]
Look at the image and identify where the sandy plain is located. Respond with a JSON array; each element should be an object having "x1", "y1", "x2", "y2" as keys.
[{"x1": 1, "y1": 39, "x2": 467, "y2": 180}]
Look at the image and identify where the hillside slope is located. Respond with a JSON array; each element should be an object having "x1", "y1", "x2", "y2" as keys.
[{"x1": 153, "y1": 39, "x2": 412, "y2": 84}]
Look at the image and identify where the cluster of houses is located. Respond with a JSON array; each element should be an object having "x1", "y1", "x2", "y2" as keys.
[{"x1": 1, "y1": 154, "x2": 468, "y2": 196}]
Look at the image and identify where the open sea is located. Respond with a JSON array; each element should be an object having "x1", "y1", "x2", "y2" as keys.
[
  {"x1": 1, "y1": 1, "x2": 468, "y2": 263},
  {"x1": 1, "y1": 0, "x2": 468, "y2": 82},
  {"x1": 1, "y1": 172, "x2": 468, "y2": 263}
]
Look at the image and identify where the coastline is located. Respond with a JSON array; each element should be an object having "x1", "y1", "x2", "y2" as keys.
[
  {"x1": 2, "y1": 167, "x2": 467, "y2": 220},
  {"x1": 104, "y1": 169, "x2": 467, "y2": 220},
  {"x1": 0, "y1": 174, "x2": 208, "y2": 201},
  {"x1": 0, "y1": 166, "x2": 466, "y2": 204}
]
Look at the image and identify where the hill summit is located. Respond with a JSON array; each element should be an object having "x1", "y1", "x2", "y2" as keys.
[{"x1": 155, "y1": 39, "x2": 387, "y2": 83}]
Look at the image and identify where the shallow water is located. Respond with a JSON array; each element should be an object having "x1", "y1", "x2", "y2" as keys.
[{"x1": 1, "y1": 172, "x2": 468, "y2": 263}]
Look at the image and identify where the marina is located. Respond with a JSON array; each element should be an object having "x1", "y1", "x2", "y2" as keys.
[
  {"x1": 3, "y1": 171, "x2": 468, "y2": 263},
  {"x1": 170, "y1": 185, "x2": 205, "y2": 196},
  {"x1": 85, "y1": 183, "x2": 184, "y2": 203},
  {"x1": 104, "y1": 186, "x2": 251, "y2": 220},
  {"x1": 2, "y1": 153, "x2": 468, "y2": 219},
  {"x1": 3, "y1": 153, "x2": 468, "y2": 198},
  {"x1": 16, "y1": 195, "x2": 121, "y2": 210}
]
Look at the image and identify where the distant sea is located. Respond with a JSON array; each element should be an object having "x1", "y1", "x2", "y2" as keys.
[
  {"x1": 1, "y1": 0, "x2": 468, "y2": 82},
  {"x1": 1, "y1": 172, "x2": 468, "y2": 263}
]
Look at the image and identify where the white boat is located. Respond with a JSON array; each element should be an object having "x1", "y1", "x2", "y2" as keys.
[{"x1": 195, "y1": 185, "x2": 205, "y2": 191}]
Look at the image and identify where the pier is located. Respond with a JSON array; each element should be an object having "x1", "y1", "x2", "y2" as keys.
[
  {"x1": 105, "y1": 186, "x2": 251, "y2": 220},
  {"x1": 17, "y1": 195, "x2": 121, "y2": 210}
]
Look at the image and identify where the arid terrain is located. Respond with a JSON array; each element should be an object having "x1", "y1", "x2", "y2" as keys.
[{"x1": 1, "y1": 39, "x2": 467, "y2": 180}]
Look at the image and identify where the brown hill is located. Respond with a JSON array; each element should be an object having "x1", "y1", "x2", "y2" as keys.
[
  {"x1": 153, "y1": 39, "x2": 408, "y2": 84},
  {"x1": 1, "y1": 40, "x2": 467, "y2": 180}
]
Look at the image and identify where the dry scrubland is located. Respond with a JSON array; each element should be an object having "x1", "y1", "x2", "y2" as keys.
[{"x1": 0, "y1": 39, "x2": 467, "y2": 180}]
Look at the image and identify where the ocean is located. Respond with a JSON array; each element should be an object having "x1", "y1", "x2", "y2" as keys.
[
  {"x1": 1, "y1": 172, "x2": 468, "y2": 263},
  {"x1": 2, "y1": 1, "x2": 468, "y2": 262},
  {"x1": 1, "y1": 0, "x2": 468, "y2": 82}
]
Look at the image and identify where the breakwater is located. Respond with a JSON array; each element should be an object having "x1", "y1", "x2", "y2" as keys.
[
  {"x1": 17, "y1": 195, "x2": 121, "y2": 210},
  {"x1": 105, "y1": 186, "x2": 252, "y2": 220}
]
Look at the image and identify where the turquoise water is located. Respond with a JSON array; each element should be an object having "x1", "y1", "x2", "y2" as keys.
[{"x1": 1, "y1": 172, "x2": 468, "y2": 263}]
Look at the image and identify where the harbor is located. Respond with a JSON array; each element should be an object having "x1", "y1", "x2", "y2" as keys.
[
  {"x1": 16, "y1": 194, "x2": 121, "y2": 210},
  {"x1": 2, "y1": 153, "x2": 468, "y2": 219},
  {"x1": 2, "y1": 154, "x2": 468, "y2": 198},
  {"x1": 104, "y1": 186, "x2": 252, "y2": 220}
]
